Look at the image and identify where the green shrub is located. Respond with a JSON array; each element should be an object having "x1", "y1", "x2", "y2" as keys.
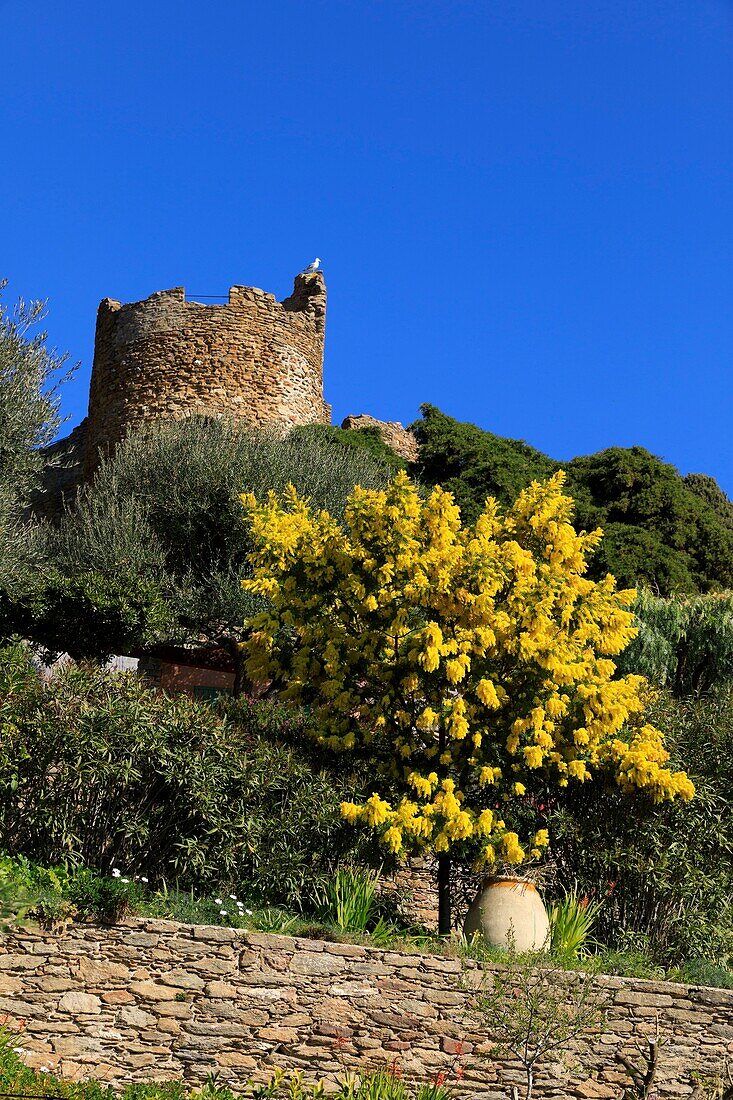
[
  {"x1": 0, "y1": 649, "x2": 374, "y2": 906},
  {"x1": 7, "y1": 416, "x2": 399, "y2": 674},
  {"x1": 618, "y1": 589, "x2": 733, "y2": 696},
  {"x1": 311, "y1": 867, "x2": 399, "y2": 945},
  {"x1": 670, "y1": 957, "x2": 733, "y2": 990},
  {"x1": 289, "y1": 423, "x2": 408, "y2": 475},
  {"x1": 410, "y1": 403, "x2": 556, "y2": 523},
  {"x1": 546, "y1": 689, "x2": 733, "y2": 966},
  {"x1": 585, "y1": 948, "x2": 665, "y2": 981}
]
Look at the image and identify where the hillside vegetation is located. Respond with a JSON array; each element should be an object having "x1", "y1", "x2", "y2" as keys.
[{"x1": 410, "y1": 404, "x2": 733, "y2": 594}]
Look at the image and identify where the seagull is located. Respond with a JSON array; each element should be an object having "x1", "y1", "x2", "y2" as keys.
[{"x1": 303, "y1": 257, "x2": 321, "y2": 273}]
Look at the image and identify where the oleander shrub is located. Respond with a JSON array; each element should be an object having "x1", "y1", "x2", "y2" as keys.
[{"x1": 0, "y1": 647, "x2": 373, "y2": 905}]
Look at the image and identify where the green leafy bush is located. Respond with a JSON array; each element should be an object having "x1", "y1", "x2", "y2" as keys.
[
  {"x1": 410, "y1": 403, "x2": 556, "y2": 522},
  {"x1": 1, "y1": 570, "x2": 171, "y2": 662},
  {"x1": 669, "y1": 957, "x2": 733, "y2": 990},
  {"x1": 547, "y1": 689, "x2": 733, "y2": 966},
  {"x1": 618, "y1": 590, "x2": 733, "y2": 696},
  {"x1": 0, "y1": 283, "x2": 71, "y2": 600},
  {"x1": 311, "y1": 867, "x2": 399, "y2": 945},
  {"x1": 5, "y1": 416, "x2": 398, "y2": 678},
  {"x1": 289, "y1": 423, "x2": 408, "y2": 475},
  {"x1": 0, "y1": 649, "x2": 373, "y2": 906}
]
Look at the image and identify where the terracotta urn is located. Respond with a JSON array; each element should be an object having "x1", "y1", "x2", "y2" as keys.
[{"x1": 463, "y1": 876, "x2": 550, "y2": 952}]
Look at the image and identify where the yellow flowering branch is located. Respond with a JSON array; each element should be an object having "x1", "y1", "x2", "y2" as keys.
[{"x1": 242, "y1": 471, "x2": 693, "y2": 934}]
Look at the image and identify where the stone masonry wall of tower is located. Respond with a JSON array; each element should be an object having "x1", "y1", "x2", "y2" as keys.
[{"x1": 83, "y1": 271, "x2": 330, "y2": 474}]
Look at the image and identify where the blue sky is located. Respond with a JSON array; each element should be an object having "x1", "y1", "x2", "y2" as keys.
[{"x1": 3, "y1": 1, "x2": 732, "y2": 494}]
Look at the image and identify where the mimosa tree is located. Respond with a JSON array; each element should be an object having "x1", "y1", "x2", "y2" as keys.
[{"x1": 242, "y1": 471, "x2": 694, "y2": 934}]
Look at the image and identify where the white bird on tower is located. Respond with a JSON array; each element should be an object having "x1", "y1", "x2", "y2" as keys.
[{"x1": 303, "y1": 257, "x2": 321, "y2": 273}]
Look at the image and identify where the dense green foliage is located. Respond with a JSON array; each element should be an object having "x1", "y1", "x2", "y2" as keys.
[
  {"x1": 290, "y1": 422, "x2": 408, "y2": 473},
  {"x1": 0, "y1": 647, "x2": 373, "y2": 905},
  {"x1": 618, "y1": 590, "x2": 733, "y2": 696},
  {"x1": 0, "y1": 641, "x2": 730, "y2": 978},
  {"x1": 3, "y1": 418, "x2": 396, "y2": 678},
  {"x1": 0, "y1": 282, "x2": 70, "y2": 596},
  {"x1": 410, "y1": 405, "x2": 733, "y2": 593},
  {"x1": 0, "y1": 572, "x2": 172, "y2": 662},
  {"x1": 0, "y1": 852, "x2": 405, "y2": 945},
  {"x1": 411, "y1": 404, "x2": 556, "y2": 513},
  {"x1": 547, "y1": 688, "x2": 733, "y2": 966}
]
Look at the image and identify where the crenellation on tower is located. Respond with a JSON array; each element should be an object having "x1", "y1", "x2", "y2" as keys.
[
  {"x1": 38, "y1": 267, "x2": 415, "y2": 516},
  {"x1": 83, "y1": 270, "x2": 330, "y2": 475}
]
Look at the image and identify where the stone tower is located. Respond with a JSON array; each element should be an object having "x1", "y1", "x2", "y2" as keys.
[{"x1": 83, "y1": 271, "x2": 329, "y2": 473}]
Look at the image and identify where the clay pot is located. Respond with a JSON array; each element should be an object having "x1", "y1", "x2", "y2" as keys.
[{"x1": 463, "y1": 876, "x2": 550, "y2": 952}]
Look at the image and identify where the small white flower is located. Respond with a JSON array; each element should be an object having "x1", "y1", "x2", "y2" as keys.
[
  {"x1": 141, "y1": 877, "x2": 149, "y2": 884},
  {"x1": 219, "y1": 909, "x2": 228, "y2": 916},
  {"x1": 229, "y1": 894, "x2": 237, "y2": 900},
  {"x1": 236, "y1": 901, "x2": 244, "y2": 908},
  {"x1": 246, "y1": 909, "x2": 253, "y2": 915},
  {"x1": 214, "y1": 898, "x2": 223, "y2": 905},
  {"x1": 112, "y1": 869, "x2": 121, "y2": 878},
  {"x1": 121, "y1": 878, "x2": 129, "y2": 884}
]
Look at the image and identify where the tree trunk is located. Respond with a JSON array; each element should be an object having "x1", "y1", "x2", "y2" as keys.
[
  {"x1": 218, "y1": 636, "x2": 247, "y2": 697},
  {"x1": 438, "y1": 853, "x2": 451, "y2": 936},
  {"x1": 231, "y1": 645, "x2": 246, "y2": 698}
]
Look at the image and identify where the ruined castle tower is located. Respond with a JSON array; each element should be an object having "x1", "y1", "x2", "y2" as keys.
[{"x1": 83, "y1": 271, "x2": 330, "y2": 473}]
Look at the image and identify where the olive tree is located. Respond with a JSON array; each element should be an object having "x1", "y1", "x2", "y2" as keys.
[
  {"x1": 32, "y1": 418, "x2": 395, "y2": 684},
  {"x1": 0, "y1": 281, "x2": 71, "y2": 597}
]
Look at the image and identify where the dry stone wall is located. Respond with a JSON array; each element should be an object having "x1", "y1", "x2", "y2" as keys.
[
  {"x1": 1, "y1": 918, "x2": 731, "y2": 1098},
  {"x1": 84, "y1": 273, "x2": 330, "y2": 474}
]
